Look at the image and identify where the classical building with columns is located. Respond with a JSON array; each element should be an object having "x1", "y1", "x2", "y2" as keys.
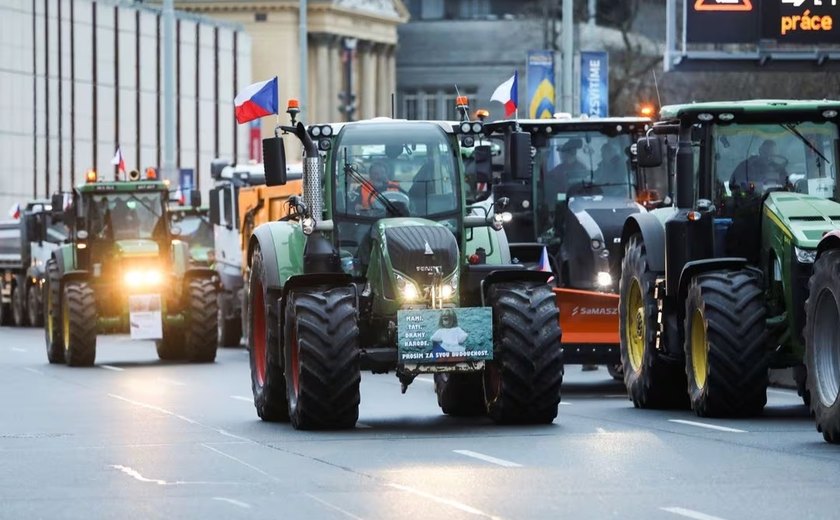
[{"x1": 173, "y1": 0, "x2": 408, "y2": 144}]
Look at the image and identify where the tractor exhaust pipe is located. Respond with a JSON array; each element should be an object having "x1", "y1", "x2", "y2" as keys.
[
  {"x1": 293, "y1": 122, "x2": 323, "y2": 222},
  {"x1": 676, "y1": 126, "x2": 694, "y2": 209}
]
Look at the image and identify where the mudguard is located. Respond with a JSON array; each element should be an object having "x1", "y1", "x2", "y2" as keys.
[
  {"x1": 621, "y1": 212, "x2": 666, "y2": 273},
  {"x1": 480, "y1": 268, "x2": 553, "y2": 306},
  {"x1": 52, "y1": 245, "x2": 77, "y2": 276},
  {"x1": 247, "y1": 221, "x2": 305, "y2": 291},
  {"x1": 677, "y1": 257, "x2": 750, "y2": 317},
  {"x1": 817, "y1": 230, "x2": 840, "y2": 258}
]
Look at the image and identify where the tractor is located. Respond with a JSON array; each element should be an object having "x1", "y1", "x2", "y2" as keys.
[
  {"x1": 245, "y1": 100, "x2": 564, "y2": 429},
  {"x1": 168, "y1": 192, "x2": 214, "y2": 267},
  {"x1": 480, "y1": 117, "x2": 665, "y2": 377},
  {"x1": 44, "y1": 169, "x2": 219, "y2": 366},
  {"x1": 619, "y1": 99, "x2": 840, "y2": 417}
]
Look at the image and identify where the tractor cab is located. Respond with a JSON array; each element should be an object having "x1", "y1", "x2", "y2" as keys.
[{"x1": 169, "y1": 192, "x2": 214, "y2": 267}]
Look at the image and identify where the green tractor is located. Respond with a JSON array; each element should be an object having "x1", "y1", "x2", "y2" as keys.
[
  {"x1": 44, "y1": 170, "x2": 219, "y2": 366},
  {"x1": 168, "y1": 194, "x2": 214, "y2": 267},
  {"x1": 245, "y1": 106, "x2": 564, "y2": 429},
  {"x1": 619, "y1": 99, "x2": 840, "y2": 417}
]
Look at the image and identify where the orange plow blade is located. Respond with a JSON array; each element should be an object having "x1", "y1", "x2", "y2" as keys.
[{"x1": 554, "y1": 288, "x2": 619, "y2": 346}]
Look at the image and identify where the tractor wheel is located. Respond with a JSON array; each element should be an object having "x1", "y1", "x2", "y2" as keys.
[
  {"x1": 12, "y1": 278, "x2": 28, "y2": 327},
  {"x1": 27, "y1": 283, "x2": 43, "y2": 327},
  {"x1": 155, "y1": 325, "x2": 184, "y2": 361},
  {"x1": 184, "y1": 278, "x2": 219, "y2": 363},
  {"x1": 248, "y1": 247, "x2": 289, "y2": 422},
  {"x1": 62, "y1": 281, "x2": 97, "y2": 367},
  {"x1": 284, "y1": 287, "x2": 360, "y2": 430},
  {"x1": 805, "y1": 249, "x2": 840, "y2": 443},
  {"x1": 684, "y1": 270, "x2": 768, "y2": 417},
  {"x1": 218, "y1": 312, "x2": 242, "y2": 348},
  {"x1": 607, "y1": 363, "x2": 624, "y2": 381},
  {"x1": 44, "y1": 259, "x2": 64, "y2": 364},
  {"x1": 434, "y1": 372, "x2": 486, "y2": 417},
  {"x1": 484, "y1": 282, "x2": 564, "y2": 424},
  {"x1": 620, "y1": 235, "x2": 687, "y2": 409},
  {"x1": 0, "y1": 280, "x2": 10, "y2": 326}
]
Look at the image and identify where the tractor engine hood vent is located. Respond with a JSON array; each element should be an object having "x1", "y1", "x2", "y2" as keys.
[{"x1": 384, "y1": 225, "x2": 458, "y2": 285}]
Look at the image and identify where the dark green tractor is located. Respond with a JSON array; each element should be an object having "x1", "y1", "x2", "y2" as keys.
[
  {"x1": 619, "y1": 100, "x2": 840, "y2": 417},
  {"x1": 245, "y1": 107, "x2": 564, "y2": 429},
  {"x1": 168, "y1": 197, "x2": 214, "y2": 268},
  {"x1": 44, "y1": 171, "x2": 219, "y2": 366}
]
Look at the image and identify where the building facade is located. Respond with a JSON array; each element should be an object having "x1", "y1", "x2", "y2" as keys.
[{"x1": 0, "y1": 0, "x2": 252, "y2": 211}]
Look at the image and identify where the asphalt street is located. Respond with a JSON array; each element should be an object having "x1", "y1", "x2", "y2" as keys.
[{"x1": 1, "y1": 326, "x2": 839, "y2": 520}]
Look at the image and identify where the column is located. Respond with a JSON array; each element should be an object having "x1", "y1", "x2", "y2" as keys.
[
  {"x1": 328, "y1": 36, "x2": 341, "y2": 120},
  {"x1": 360, "y1": 41, "x2": 377, "y2": 120},
  {"x1": 314, "y1": 35, "x2": 329, "y2": 122},
  {"x1": 387, "y1": 45, "x2": 396, "y2": 112},
  {"x1": 376, "y1": 44, "x2": 390, "y2": 117}
]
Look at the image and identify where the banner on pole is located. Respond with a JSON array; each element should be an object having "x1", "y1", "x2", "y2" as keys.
[
  {"x1": 580, "y1": 51, "x2": 609, "y2": 118},
  {"x1": 527, "y1": 50, "x2": 556, "y2": 119}
]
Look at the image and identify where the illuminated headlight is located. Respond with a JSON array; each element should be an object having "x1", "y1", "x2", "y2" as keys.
[
  {"x1": 697, "y1": 113, "x2": 714, "y2": 122},
  {"x1": 123, "y1": 269, "x2": 163, "y2": 287},
  {"x1": 795, "y1": 246, "x2": 816, "y2": 264},
  {"x1": 500, "y1": 212, "x2": 513, "y2": 223},
  {"x1": 310, "y1": 126, "x2": 321, "y2": 137},
  {"x1": 596, "y1": 271, "x2": 613, "y2": 287},
  {"x1": 441, "y1": 284, "x2": 454, "y2": 299},
  {"x1": 395, "y1": 273, "x2": 420, "y2": 301}
]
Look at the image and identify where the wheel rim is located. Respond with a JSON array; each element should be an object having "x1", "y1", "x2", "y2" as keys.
[
  {"x1": 813, "y1": 288, "x2": 840, "y2": 407},
  {"x1": 691, "y1": 309, "x2": 708, "y2": 390},
  {"x1": 626, "y1": 278, "x2": 645, "y2": 372},
  {"x1": 290, "y1": 322, "x2": 300, "y2": 397},
  {"x1": 252, "y1": 282, "x2": 266, "y2": 387},
  {"x1": 46, "y1": 284, "x2": 53, "y2": 340},
  {"x1": 62, "y1": 293, "x2": 70, "y2": 352}
]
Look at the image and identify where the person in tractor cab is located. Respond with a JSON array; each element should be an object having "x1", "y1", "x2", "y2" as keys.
[
  {"x1": 357, "y1": 160, "x2": 400, "y2": 211},
  {"x1": 595, "y1": 141, "x2": 631, "y2": 197},
  {"x1": 546, "y1": 139, "x2": 588, "y2": 198},
  {"x1": 729, "y1": 139, "x2": 788, "y2": 195}
]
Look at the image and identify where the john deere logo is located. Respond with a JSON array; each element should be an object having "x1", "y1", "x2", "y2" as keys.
[{"x1": 424, "y1": 241, "x2": 434, "y2": 256}]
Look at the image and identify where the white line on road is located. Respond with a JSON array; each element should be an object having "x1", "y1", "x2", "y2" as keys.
[
  {"x1": 452, "y1": 449, "x2": 522, "y2": 468},
  {"x1": 230, "y1": 395, "x2": 252, "y2": 403},
  {"x1": 668, "y1": 419, "x2": 747, "y2": 433},
  {"x1": 213, "y1": 497, "x2": 251, "y2": 509},
  {"x1": 11, "y1": 347, "x2": 26, "y2": 352},
  {"x1": 306, "y1": 493, "x2": 365, "y2": 520},
  {"x1": 202, "y1": 443, "x2": 279, "y2": 482},
  {"x1": 108, "y1": 394, "x2": 198, "y2": 424},
  {"x1": 101, "y1": 365, "x2": 124, "y2": 372},
  {"x1": 661, "y1": 506, "x2": 729, "y2": 520},
  {"x1": 24, "y1": 367, "x2": 44, "y2": 375},
  {"x1": 387, "y1": 483, "x2": 500, "y2": 519},
  {"x1": 109, "y1": 464, "x2": 237, "y2": 486}
]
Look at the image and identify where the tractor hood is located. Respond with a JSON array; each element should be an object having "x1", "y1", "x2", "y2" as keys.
[
  {"x1": 114, "y1": 239, "x2": 160, "y2": 258},
  {"x1": 765, "y1": 192, "x2": 840, "y2": 248},
  {"x1": 376, "y1": 218, "x2": 459, "y2": 287},
  {"x1": 188, "y1": 245, "x2": 212, "y2": 265}
]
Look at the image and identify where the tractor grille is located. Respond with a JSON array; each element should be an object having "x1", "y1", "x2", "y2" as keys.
[{"x1": 384, "y1": 225, "x2": 458, "y2": 284}]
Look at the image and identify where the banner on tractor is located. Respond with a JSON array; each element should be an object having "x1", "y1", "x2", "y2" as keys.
[
  {"x1": 397, "y1": 308, "x2": 493, "y2": 364},
  {"x1": 579, "y1": 51, "x2": 609, "y2": 118},
  {"x1": 527, "y1": 50, "x2": 556, "y2": 119},
  {"x1": 129, "y1": 294, "x2": 163, "y2": 340}
]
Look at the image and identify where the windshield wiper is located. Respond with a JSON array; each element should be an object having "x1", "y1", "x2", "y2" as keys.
[
  {"x1": 342, "y1": 152, "x2": 403, "y2": 217},
  {"x1": 781, "y1": 123, "x2": 831, "y2": 165},
  {"x1": 127, "y1": 193, "x2": 162, "y2": 218}
]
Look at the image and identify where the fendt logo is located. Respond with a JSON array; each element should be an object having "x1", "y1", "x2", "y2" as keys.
[
  {"x1": 571, "y1": 306, "x2": 618, "y2": 316},
  {"x1": 694, "y1": 0, "x2": 753, "y2": 11}
]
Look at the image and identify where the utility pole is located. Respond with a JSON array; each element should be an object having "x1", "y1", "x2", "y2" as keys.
[
  {"x1": 299, "y1": 0, "x2": 308, "y2": 120},
  {"x1": 162, "y1": 0, "x2": 175, "y2": 183},
  {"x1": 561, "y1": 0, "x2": 574, "y2": 113}
]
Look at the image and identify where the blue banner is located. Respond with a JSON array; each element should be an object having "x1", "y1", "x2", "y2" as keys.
[
  {"x1": 580, "y1": 51, "x2": 609, "y2": 118},
  {"x1": 527, "y1": 50, "x2": 555, "y2": 119},
  {"x1": 179, "y1": 168, "x2": 194, "y2": 201}
]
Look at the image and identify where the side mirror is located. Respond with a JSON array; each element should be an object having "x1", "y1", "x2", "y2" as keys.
[
  {"x1": 509, "y1": 132, "x2": 532, "y2": 180},
  {"x1": 473, "y1": 145, "x2": 492, "y2": 184},
  {"x1": 190, "y1": 189, "x2": 202, "y2": 208},
  {"x1": 24, "y1": 216, "x2": 38, "y2": 242},
  {"x1": 263, "y1": 137, "x2": 287, "y2": 187},
  {"x1": 51, "y1": 193, "x2": 63, "y2": 217},
  {"x1": 635, "y1": 136, "x2": 663, "y2": 168},
  {"x1": 208, "y1": 187, "x2": 221, "y2": 225}
]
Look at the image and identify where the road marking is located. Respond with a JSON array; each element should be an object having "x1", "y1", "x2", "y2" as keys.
[
  {"x1": 109, "y1": 464, "x2": 236, "y2": 486},
  {"x1": 661, "y1": 506, "x2": 729, "y2": 520},
  {"x1": 559, "y1": 401, "x2": 572, "y2": 406},
  {"x1": 11, "y1": 347, "x2": 26, "y2": 352},
  {"x1": 387, "y1": 483, "x2": 500, "y2": 519},
  {"x1": 668, "y1": 419, "x2": 746, "y2": 433},
  {"x1": 213, "y1": 497, "x2": 251, "y2": 509},
  {"x1": 202, "y1": 443, "x2": 279, "y2": 482},
  {"x1": 101, "y1": 365, "x2": 124, "y2": 372},
  {"x1": 596, "y1": 427, "x2": 607, "y2": 434},
  {"x1": 24, "y1": 367, "x2": 44, "y2": 375},
  {"x1": 157, "y1": 377, "x2": 186, "y2": 386},
  {"x1": 306, "y1": 493, "x2": 365, "y2": 520},
  {"x1": 108, "y1": 394, "x2": 198, "y2": 425},
  {"x1": 230, "y1": 395, "x2": 252, "y2": 403},
  {"x1": 452, "y1": 449, "x2": 522, "y2": 468}
]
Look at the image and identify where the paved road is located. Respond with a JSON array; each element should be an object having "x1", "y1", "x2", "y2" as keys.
[{"x1": 1, "y1": 326, "x2": 838, "y2": 520}]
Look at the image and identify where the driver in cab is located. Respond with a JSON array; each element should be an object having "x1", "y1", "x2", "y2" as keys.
[
  {"x1": 357, "y1": 161, "x2": 401, "y2": 211},
  {"x1": 729, "y1": 139, "x2": 788, "y2": 194}
]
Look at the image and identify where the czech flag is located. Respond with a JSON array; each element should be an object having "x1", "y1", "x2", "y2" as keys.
[
  {"x1": 111, "y1": 146, "x2": 126, "y2": 174},
  {"x1": 234, "y1": 77, "x2": 278, "y2": 125},
  {"x1": 538, "y1": 246, "x2": 555, "y2": 283},
  {"x1": 8, "y1": 203, "x2": 20, "y2": 220},
  {"x1": 491, "y1": 71, "x2": 518, "y2": 118}
]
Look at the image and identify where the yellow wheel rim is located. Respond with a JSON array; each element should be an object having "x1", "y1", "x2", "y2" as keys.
[
  {"x1": 626, "y1": 278, "x2": 645, "y2": 372},
  {"x1": 691, "y1": 309, "x2": 708, "y2": 389},
  {"x1": 63, "y1": 295, "x2": 70, "y2": 352},
  {"x1": 47, "y1": 288, "x2": 53, "y2": 340}
]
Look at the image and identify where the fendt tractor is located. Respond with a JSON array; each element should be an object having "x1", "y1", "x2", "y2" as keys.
[
  {"x1": 245, "y1": 100, "x2": 564, "y2": 429},
  {"x1": 0, "y1": 200, "x2": 67, "y2": 326},
  {"x1": 209, "y1": 160, "x2": 302, "y2": 347},
  {"x1": 168, "y1": 192, "x2": 214, "y2": 267},
  {"x1": 619, "y1": 99, "x2": 840, "y2": 417},
  {"x1": 481, "y1": 116, "x2": 666, "y2": 376},
  {"x1": 44, "y1": 169, "x2": 220, "y2": 366}
]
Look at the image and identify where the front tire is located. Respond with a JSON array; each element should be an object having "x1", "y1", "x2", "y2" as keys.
[
  {"x1": 805, "y1": 249, "x2": 840, "y2": 443},
  {"x1": 284, "y1": 287, "x2": 360, "y2": 430},
  {"x1": 44, "y1": 259, "x2": 64, "y2": 364},
  {"x1": 27, "y1": 283, "x2": 43, "y2": 327},
  {"x1": 684, "y1": 270, "x2": 768, "y2": 417},
  {"x1": 63, "y1": 281, "x2": 97, "y2": 367},
  {"x1": 218, "y1": 311, "x2": 242, "y2": 348},
  {"x1": 12, "y1": 278, "x2": 28, "y2": 327},
  {"x1": 435, "y1": 373, "x2": 486, "y2": 417},
  {"x1": 484, "y1": 282, "x2": 564, "y2": 424},
  {"x1": 184, "y1": 278, "x2": 219, "y2": 363},
  {"x1": 620, "y1": 235, "x2": 687, "y2": 409}
]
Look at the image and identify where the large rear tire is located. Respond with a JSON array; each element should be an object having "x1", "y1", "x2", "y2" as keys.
[
  {"x1": 155, "y1": 325, "x2": 184, "y2": 361},
  {"x1": 684, "y1": 270, "x2": 768, "y2": 417},
  {"x1": 620, "y1": 235, "x2": 687, "y2": 409},
  {"x1": 44, "y1": 259, "x2": 64, "y2": 364},
  {"x1": 284, "y1": 287, "x2": 360, "y2": 430},
  {"x1": 248, "y1": 247, "x2": 289, "y2": 422},
  {"x1": 805, "y1": 249, "x2": 840, "y2": 443},
  {"x1": 484, "y1": 282, "x2": 564, "y2": 424},
  {"x1": 27, "y1": 283, "x2": 43, "y2": 327},
  {"x1": 434, "y1": 372, "x2": 486, "y2": 417},
  {"x1": 12, "y1": 277, "x2": 29, "y2": 327},
  {"x1": 63, "y1": 281, "x2": 97, "y2": 367},
  {"x1": 184, "y1": 278, "x2": 219, "y2": 363}
]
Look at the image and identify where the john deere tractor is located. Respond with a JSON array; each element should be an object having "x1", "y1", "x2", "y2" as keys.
[
  {"x1": 619, "y1": 99, "x2": 840, "y2": 417},
  {"x1": 44, "y1": 169, "x2": 219, "y2": 366},
  {"x1": 245, "y1": 103, "x2": 563, "y2": 429}
]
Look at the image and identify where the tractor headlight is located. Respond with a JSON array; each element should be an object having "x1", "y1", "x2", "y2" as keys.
[
  {"x1": 794, "y1": 246, "x2": 816, "y2": 264},
  {"x1": 394, "y1": 273, "x2": 420, "y2": 302},
  {"x1": 123, "y1": 269, "x2": 164, "y2": 288},
  {"x1": 596, "y1": 271, "x2": 613, "y2": 287}
]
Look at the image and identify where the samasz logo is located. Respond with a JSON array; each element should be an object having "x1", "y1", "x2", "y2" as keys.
[{"x1": 571, "y1": 306, "x2": 618, "y2": 316}]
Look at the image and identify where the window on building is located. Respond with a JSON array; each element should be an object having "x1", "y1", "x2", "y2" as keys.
[
  {"x1": 403, "y1": 94, "x2": 418, "y2": 120},
  {"x1": 400, "y1": 89, "x2": 478, "y2": 120}
]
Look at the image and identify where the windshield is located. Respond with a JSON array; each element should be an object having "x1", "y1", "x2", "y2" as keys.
[
  {"x1": 334, "y1": 123, "x2": 460, "y2": 219},
  {"x1": 171, "y1": 212, "x2": 213, "y2": 248},
  {"x1": 712, "y1": 122, "x2": 838, "y2": 203},
  {"x1": 87, "y1": 192, "x2": 166, "y2": 241}
]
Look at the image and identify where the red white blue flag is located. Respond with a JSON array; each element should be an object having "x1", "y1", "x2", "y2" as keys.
[
  {"x1": 491, "y1": 71, "x2": 519, "y2": 117},
  {"x1": 234, "y1": 77, "x2": 278, "y2": 124},
  {"x1": 8, "y1": 203, "x2": 20, "y2": 220},
  {"x1": 538, "y1": 246, "x2": 552, "y2": 273}
]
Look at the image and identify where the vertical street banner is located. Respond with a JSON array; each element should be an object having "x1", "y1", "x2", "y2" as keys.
[
  {"x1": 179, "y1": 169, "x2": 194, "y2": 200},
  {"x1": 249, "y1": 119, "x2": 262, "y2": 161},
  {"x1": 527, "y1": 50, "x2": 556, "y2": 119},
  {"x1": 580, "y1": 51, "x2": 609, "y2": 118}
]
